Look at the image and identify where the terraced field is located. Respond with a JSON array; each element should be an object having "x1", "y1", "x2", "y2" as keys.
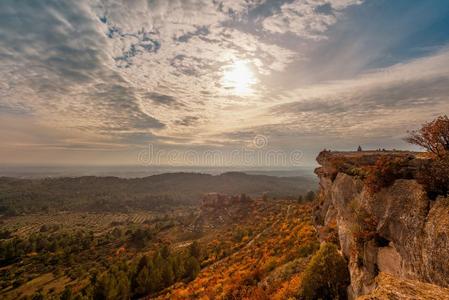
[{"x1": 1, "y1": 208, "x2": 195, "y2": 237}]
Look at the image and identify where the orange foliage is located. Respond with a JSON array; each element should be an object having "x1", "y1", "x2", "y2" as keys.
[
  {"x1": 405, "y1": 115, "x2": 449, "y2": 158},
  {"x1": 272, "y1": 274, "x2": 301, "y2": 300},
  {"x1": 157, "y1": 201, "x2": 319, "y2": 300},
  {"x1": 365, "y1": 156, "x2": 411, "y2": 193}
]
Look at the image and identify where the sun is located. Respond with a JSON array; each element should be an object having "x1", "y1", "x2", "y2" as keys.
[{"x1": 221, "y1": 60, "x2": 257, "y2": 96}]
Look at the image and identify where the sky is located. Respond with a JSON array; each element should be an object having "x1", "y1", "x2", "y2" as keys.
[{"x1": 1, "y1": 0, "x2": 449, "y2": 167}]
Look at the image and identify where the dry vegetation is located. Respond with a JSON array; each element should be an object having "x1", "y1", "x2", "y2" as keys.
[{"x1": 157, "y1": 201, "x2": 324, "y2": 299}]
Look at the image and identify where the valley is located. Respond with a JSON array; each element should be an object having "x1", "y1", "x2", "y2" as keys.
[{"x1": 0, "y1": 173, "x2": 319, "y2": 300}]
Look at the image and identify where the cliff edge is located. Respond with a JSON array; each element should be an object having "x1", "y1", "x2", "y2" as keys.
[{"x1": 314, "y1": 150, "x2": 449, "y2": 299}]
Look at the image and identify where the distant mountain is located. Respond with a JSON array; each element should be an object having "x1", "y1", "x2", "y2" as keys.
[
  {"x1": 0, "y1": 172, "x2": 317, "y2": 214},
  {"x1": 0, "y1": 165, "x2": 317, "y2": 179}
]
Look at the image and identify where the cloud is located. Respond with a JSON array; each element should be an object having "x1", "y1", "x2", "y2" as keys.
[
  {"x1": 1, "y1": 0, "x2": 448, "y2": 165},
  {"x1": 0, "y1": 0, "x2": 170, "y2": 138},
  {"x1": 268, "y1": 49, "x2": 449, "y2": 139},
  {"x1": 174, "y1": 116, "x2": 200, "y2": 126},
  {"x1": 0, "y1": 0, "x2": 298, "y2": 143},
  {"x1": 262, "y1": 0, "x2": 362, "y2": 39},
  {"x1": 146, "y1": 92, "x2": 179, "y2": 106}
]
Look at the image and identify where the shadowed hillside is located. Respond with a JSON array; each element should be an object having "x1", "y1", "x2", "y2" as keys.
[{"x1": 0, "y1": 172, "x2": 316, "y2": 215}]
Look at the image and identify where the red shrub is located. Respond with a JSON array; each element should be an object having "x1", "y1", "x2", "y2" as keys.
[
  {"x1": 417, "y1": 155, "x2": 449, "y2": 199},
  {"x1": 365, "y1": 156, "x2": 411, "y2": 194}
]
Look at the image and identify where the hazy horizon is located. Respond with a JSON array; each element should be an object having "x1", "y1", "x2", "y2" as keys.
[{"x1": 0, "y1": 163, "x2": 317, "y2": 179}]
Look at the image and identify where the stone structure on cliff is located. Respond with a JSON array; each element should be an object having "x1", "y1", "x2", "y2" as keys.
[{"x1": 314, "y1": 150, "x2": 449, "y2": 299}]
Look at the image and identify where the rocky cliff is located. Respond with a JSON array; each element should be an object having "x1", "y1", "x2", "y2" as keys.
[{"x1": 314, "y1": 151, "x2": 449, "y2": 299}]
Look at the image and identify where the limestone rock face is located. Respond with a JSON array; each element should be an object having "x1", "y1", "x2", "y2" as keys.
[
  {"x1": 376, "y1": 246, "x2": 401, "y2": 277},
  {"x1": 314, "y1": 151, "x2": 449, "y2": 298},
  {"x1": 357, "y1": 272, "x2": 449, "y2": 300},
  {"x1": 422, "y1": 199, "x2": 449, "y2": 286}
]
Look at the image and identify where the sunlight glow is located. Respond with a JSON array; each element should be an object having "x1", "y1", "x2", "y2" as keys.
[{"x1": 221, "y1": 60, "x2": 257, "y2": 96}]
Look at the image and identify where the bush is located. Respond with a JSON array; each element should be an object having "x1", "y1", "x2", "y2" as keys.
[
  {"x1": 299, "y1": 243, "x2": 349, "y2": 300},
  {"x1": 351, "y1": 205, "x2": 378, "y2": 248},
  {"x1": 296, "y1": 241, "x2": 320, "y2": 258},
  {"x1": 418, "y1": 155, "x2": 449, "y2": 199},
  {"x1": 365, "y1": 156, "x2": 411, "y2": 193}
]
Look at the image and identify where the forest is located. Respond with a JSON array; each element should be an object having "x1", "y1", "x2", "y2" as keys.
[{"x1": 0, "y1": 172, "x2": 315, "y2": 215}]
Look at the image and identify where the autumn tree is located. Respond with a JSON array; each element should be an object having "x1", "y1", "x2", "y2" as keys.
[
  {"x1": 418, "y1": 155, "x2": 449, "y2": 198},
  {"x1": 405, "y1": 115, "x2": 449, "y2": 157},
  {"x1": 365, "y1": 156, "x2": 411, "y2": 193},
  {"x1": 406, "y1": 115, "x2": 449, "y2": 198}
]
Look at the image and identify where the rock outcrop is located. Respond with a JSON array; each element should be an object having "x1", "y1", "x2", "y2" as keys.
[
  {"x1": 358, "y1": 272, "x2": 449, "y2": 300},
  {"x1": 314, "y1": 151, "x2": 449, "y2": 299}
]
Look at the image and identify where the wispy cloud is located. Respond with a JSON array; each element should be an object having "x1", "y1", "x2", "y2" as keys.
[{"x1": 262, "y1": 0, "x2": 362, "y2": 39}]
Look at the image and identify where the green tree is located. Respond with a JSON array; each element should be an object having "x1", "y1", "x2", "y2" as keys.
[
  {"x1": 149, "y1": 265, "x2": 163, "y2": 292},
  {"x1": 305, "y1": 191, "x2": 315, "y2": 202},
  {"x1": 31, "y1": 291, "x2": 45, "y2": 300},
  {"x1": 184, "y1": 257, "x2": 200, "y2": 282},
  {"x1": 172, "y1": 255, "x2": 185, "y2": 280},
  {"x1": 93, "y1": 269, "x2": 130, "y2": 300},
  {"x1": 60, "y1": 287, "x2": 73, "y2": 300},
  {"x1": 115, "y1": 271, "x2": 130, "y2": 300},
  {"x1": 160, "y1": 244, "x2": 170, "y2": 259},
  {"x1": 299, "y1": 243, "x2": 349, "y2": 300},
  {"x1": 188, "y1": 241, "x2": 202, "y2": 260},
  {"x1": 134, "y1": 266, "x2": 151, "y2": 297},
  {"x1": 161, "y1": 261, "x2": 175, "y2": 287}
]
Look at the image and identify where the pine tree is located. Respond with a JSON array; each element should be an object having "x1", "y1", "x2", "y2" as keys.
[
  {"x1": 305, "y1": 191, "x2": 315, "y2": 202},
  {"x1": 134, "y1": 266, "x2": 151, "y2": 296},
  {"x1": 149, "y1": 265, "x2": 163, "y2": 292},
  {"x1": 161, "y1": 244, "x2": 170, "y2": 259},
  {"x1": 189, "y1": 241, "x2": 201, "y2": 260},
  {"x1": 60, "y1": 287, "x2": 73, "y2": 300},
  {"x1": 161, "y1": 260, "x2": 175, "y2": 286},
  {"x1": 184, "y1": 256, "x2": 200, "y2": 282},
  {"x1": 172, "y1": 254, "x2": 185, "y2": 280}
]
